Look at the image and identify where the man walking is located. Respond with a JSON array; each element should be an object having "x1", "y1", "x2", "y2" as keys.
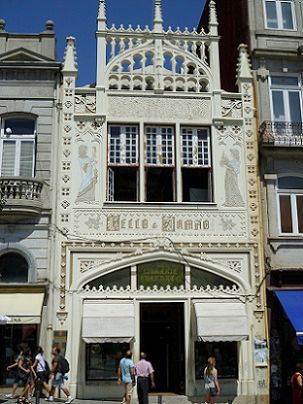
[
  {"x1": 135, "y1": 352, "x2": 155, "y2": 404},
  {"x1": 117, "y1": 350, "x2": 135, "y2": 404},
  {"x1": 45, "y1": 347, "x2": 73, "y2": 404}
]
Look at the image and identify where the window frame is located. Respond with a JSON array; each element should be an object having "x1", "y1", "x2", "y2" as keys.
[
  {"x1": 264, "y1": 0, "x2": 296, "y2": 31},
  {"x1": 144, "y1": 125, "x2": 175, "y2": 166},
  {"x1": 277, "y1": 176, "x2": 303, "y2": 235},
  {"x1": 269, "y1": 75, "x2": 303, "y2": 122},
  {"x1": 108, "y1": 124, "x2": 139, "y2": 166},
  {"x1": 0, "y1": 116, "x2": 36, "y2": 177}
]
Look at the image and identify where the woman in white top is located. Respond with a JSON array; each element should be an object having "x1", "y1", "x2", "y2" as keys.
[
  {"x1": 203, "y1": 356, "x2": 220, "y2": 404},
  {"x1": 32, "y1": 347, "x2": 50, "y2": 396}
]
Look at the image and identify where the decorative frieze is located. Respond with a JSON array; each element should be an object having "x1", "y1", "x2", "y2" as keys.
[{"x1": 108, "y1": 96, "x2": 211, "y2": 121}]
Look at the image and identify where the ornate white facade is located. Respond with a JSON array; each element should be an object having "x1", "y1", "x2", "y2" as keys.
[{"x1": 49, "y1": 1, "x2": 268, "y2": 401}]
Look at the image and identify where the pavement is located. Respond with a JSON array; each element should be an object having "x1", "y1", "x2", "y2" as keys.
[{"x1": 0, "y1": 396, "x2": 230, "y2": 404}]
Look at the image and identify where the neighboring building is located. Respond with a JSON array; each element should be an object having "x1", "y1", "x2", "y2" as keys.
[
  {"x1": 199, "y1": 0, "x2": 303, "y2": 402},
  {"x1": 0, "y1": 20, "x2": 61, "y2": 384},
  {"x1": 49, "y1": 0, "x2": 268, "y2": 402}
]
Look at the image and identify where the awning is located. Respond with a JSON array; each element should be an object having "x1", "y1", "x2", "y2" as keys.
[
  {"x1": 82, "y1": 301, "x2": 135, "y2": 343},
  {"x1": 193, "y1": 300, "x2": 249, "y2": 342},
  {"x1": 275, "y1": 291, "x2": 303, "y2": 345},
  {"x1": 0, "y1": 293, "x2": 44, "y2": 324}
]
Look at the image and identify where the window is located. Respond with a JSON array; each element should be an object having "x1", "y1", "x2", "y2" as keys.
[
  {"x1": 191, "y1": 267, "x2": 235, "y2": 289},
  {"x1": 84, "y1": 267, "x2": 131, "y2": 289},
  {"x1": 137, "y1": 261, "x2": 184, "y2": 288},
  {"x1": 107, "y1": 125, "x2": 138, "y2": 201},
  {"x1": 86, "y1": 343, "x2": 129, "y2": 380},
  {"x1": 145, "y1": 126, "x2": 175, "y2": 202},
  {"x1": 0, "y1": 117, "x2": 36, "y2": 177},
  {"x1": 270, "y1": 76, "x2": 302, "y2": 122},
  {"x1": 181, "y1": 127, "x2": 212, "y2": 202},
  {"x1": 0, "y1": 252, "x2": 29, "y2": 283},
  {"x1": 264, "y1": 0, "x2": 296, "y2": 30},
  {"x1": 195, "y1": 341, "x2": 238, "y2": 379},
  {"x1": 278, "y1": 176, "x2": 303, "y2": 234}
]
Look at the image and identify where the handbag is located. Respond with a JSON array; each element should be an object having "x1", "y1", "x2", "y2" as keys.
[{"x1": 209, "y1": 386, "x2": 218, "y2": 396}]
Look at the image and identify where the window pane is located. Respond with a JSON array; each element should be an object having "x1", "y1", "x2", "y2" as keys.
[
  {"x1": 281, "y1": 2, "x2": 294, "y2": 29},
  {"x1": 86, "y1": 343, "x2": 128, "y2": 380},
  {"x1": 279, "y1": 195, "x2": 293, "y2": 233},
  {"x1": 296, "y1": 195, "x2": 303, "y2": 233},
  {"x1": 191, "y1": 267, "x2": 235, "y2": 288},
  {"x1": 4, "y1": 119, "x2": 35, "y2": 135},
  {"x1": 272, "y1": 91, "x2": 285, "y2": 121},
  {"x1": 278, "y1": 176, "x2": 303, "y2": 189},
  {"x1": 266, "y1": 1, "x2": 278, "y2": 28},
  {"x1": 288, "y1": 92, "x2": 302, "y2": 122},
  {"x1": 84, "y1": 268, "x2": 131, "y2": 289},
  {"x1": 1, "y1": 141, "x2": 16, "y2": 176},
  {"x1": 20, "y1": 141, "x2": 34, "y2": 177},
  {"x1": 0, "y1": 252, "x2": 29, "y2": 283},
  {"x1": 271, "y1": 76, "x2": 298, "y2": 86}
]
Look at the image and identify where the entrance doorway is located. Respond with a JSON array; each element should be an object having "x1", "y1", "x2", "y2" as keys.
[{"x1": 140, "y1": 303, "x2": 185, "y2": 394}]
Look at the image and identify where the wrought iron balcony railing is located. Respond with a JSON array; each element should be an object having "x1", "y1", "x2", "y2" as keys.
[
  {"x1": 259, "y1": 121, "x2": 303, "y2": 146},
  {"x1": 0, "y1": 177, "x2": 43, "y2": 215}
]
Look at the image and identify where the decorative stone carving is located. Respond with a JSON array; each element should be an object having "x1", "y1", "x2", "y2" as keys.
[
  {"x1": 75, "y1": 145, "x2": 98, "y2": 204},
  {"x1": 216, "y1": 125, "x2": 243, "y2": 145},
  {"x1": 73, "y1": 209, "x2": 247, "y2": 238},
  {"x1": 108, "y1": 96, "x2": 211, "y2": 121},
  {"x1": 75, "y1": 95, "x2": 96, "y2": 114},
  {"x1": 220, "y1": 149, "x2": 245, "y2": 207},
  {"x1": 221, "y1": 98, "x2": 242, "y2": 118}
]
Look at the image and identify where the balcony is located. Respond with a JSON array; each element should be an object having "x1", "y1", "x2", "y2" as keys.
[
  {"x1": 0, "y1": 177, "x2": 43, "y2": 217},
  {"x1": 259, "y1": 121, "x2": 303, "y2": 147}
]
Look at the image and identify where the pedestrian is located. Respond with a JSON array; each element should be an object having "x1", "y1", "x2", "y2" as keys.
[
  {"x1": 5, "y1": 343, "x2": 29, "y2": 399},
  {"x1": 32, "y1": 347, "x2": 51, "y2": 397},
  {"x1": 17, "y1": 347, "x2": 37, "y2": 403},
  {"x1": 203, "y1": 356, "x2": 220, "y2": 404},
  {"x1": 135, "y1": 352, "x2": 155, "y2": 404},
  {"x1": 117, "y1": 350, "x2": 136, "y2": 404},
  {"x1": 290, "y1": 363, "x2": 303, "y2": 404},
  {"x1": 44, "y1": 347, "x2": 73, "y2": 404}
]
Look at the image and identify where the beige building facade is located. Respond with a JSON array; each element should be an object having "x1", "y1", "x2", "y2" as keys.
[{"x1": 48, "y1": 1, "x2": 268, "y2": 402}]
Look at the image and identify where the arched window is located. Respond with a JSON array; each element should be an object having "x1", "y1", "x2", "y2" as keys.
[
  {"x1": 278, "y1": 176, "x2": 303, "y2": 234},
  {"x1": 0, "y1": 116, "x2": 36, "y2": 177},
  {"x1": 0, "y1": 252, "x2": 29, "y2": 283}
]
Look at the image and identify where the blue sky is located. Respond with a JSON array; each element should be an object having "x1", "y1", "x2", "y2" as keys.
[{"x1": 1, "y1": 0, "x2": 206, "y2": 86}]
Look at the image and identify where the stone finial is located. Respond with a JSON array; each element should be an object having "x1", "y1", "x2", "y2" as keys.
[
  {"x1": 209, "y1": 0, "x2": 218, "y2": 35},
  {"x1": 97, "y1": 0, "x2": 107, "y2": 30},
  {"x1": 0, "y1": 19, "x2": 6, "y2": 31},
  {"x1": 236, "y1": 44, "x2": 253, "y2": 81},
  {"x1": 62, "y1": 36, "x2": 78, "y2": 76},
  {"x1": 153, "y1": 0, "x2": 163, "y2": 33},
  {"x1": 45, "y1": 20, "x2": 54, "y2": 31}
]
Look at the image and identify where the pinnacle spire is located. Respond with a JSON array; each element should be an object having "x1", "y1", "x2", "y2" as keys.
[
  {"x1": 97, "y1": 0, "x2": 107, "y2": 30},
  {"x1": 209, "y1": 0, "x2": 218, "y2": 35},
  {"x1": 236, "y1": 44, "x2": 253, "y2": 81},
  {"x1": 62, "y1": 36, "x2": 78, "y2": 76},
  {"x1": 153, "y1": 0, "x2": 163, "y2": 33}
]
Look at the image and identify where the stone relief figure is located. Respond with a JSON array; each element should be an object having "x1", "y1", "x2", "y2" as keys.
[
  {"x1": 76, "y1": 145, "x2": 98, "y2": 203},
  {"x1": 220, "y1": 148, "x2": 245, "y2": 207}
]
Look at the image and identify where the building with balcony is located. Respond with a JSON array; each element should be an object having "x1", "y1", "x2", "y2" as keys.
[
  {"x1": 199, "y1": 0, "x2": 303, "y2": 402},
  {"x1": 0, "y1": 19, "x2": 61, "y2": 384},
  {"x1": 49, "y1": 1, "x2": 268, "y2": 402}
]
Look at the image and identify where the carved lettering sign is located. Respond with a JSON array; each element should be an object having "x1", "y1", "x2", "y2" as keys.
[{"x1": 73, "y1": 209, "x2": 247, "y2": 238}]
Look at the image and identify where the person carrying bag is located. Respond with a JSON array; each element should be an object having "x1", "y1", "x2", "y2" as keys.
[{"x1": 203, "y1": 356, "x2": 220, "y2": 404}]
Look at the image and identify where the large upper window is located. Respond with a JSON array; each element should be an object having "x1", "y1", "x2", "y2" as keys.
[
  {"x1": 0, "y1": 117, "x2": 36, "y2": 177},
  {"x1": 270, "y1": 76, "x2": 302, "y2": 122},
  {"x1": 181, "y1": 127, "x2": 212, "y2": 202},
  {"x1": 107, "y1": 125, "x2": 138, "y2": 201},
  {"x1": 278, "y1": 176, "x2": 303, "y2": 234},
  {"x1": 0, "y1": 252, "x2": 29, "y2": 283},
  {"x1": 264, "y1": 0, "x2": 296, "y2": 30},
  {"x1": 106, "y1": 124, "x2": 213, "y2": 203}
]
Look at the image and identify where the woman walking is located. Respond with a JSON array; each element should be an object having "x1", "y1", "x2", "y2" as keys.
[
  {"x1": 17, "y1": 347, "x2": 36, "y2": 403},
  {"x1": 203, "y1": 356, "x2": 220, "y2": 404}
]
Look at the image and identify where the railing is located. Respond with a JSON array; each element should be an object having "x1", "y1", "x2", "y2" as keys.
[
  {"x1": 0, "y1": 177, "x2": 43, "y2": 200},
  {"x1": 259, "y1": 121, "x2": 303, "y2": 146}
]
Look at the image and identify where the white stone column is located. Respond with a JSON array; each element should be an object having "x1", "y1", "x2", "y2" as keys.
[{"x1": 175, "y1": 122, "x2": 182, "y2": 203}]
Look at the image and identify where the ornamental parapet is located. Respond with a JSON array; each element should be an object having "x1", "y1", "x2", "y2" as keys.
[{"x1": 259, "y1": 121, "x2": 303, "y2": 147}]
